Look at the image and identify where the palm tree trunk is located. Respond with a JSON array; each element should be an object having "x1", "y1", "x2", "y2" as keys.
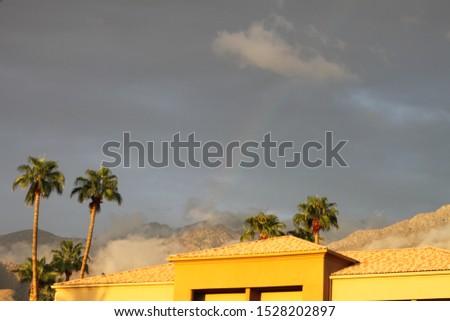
[
  {"x1": 30, "y1": 192, "x2": 40, "y2": 301},
  {"x1": 312, "y1": 217, "x2": 321, "y2": 244},
  {"x1": 80, "y1": 205, "x2": 96, "y2": 279},
  {"x1": 314, "y1": 232, "x2": 319, "y2": 244}
]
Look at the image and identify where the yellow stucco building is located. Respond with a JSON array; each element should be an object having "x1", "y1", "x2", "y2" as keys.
[{"x1": 53, "y1": 236, "x2": 450, "y2": 301}]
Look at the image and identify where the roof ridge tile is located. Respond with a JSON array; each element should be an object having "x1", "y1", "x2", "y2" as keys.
[{"x1": 168, "y1": 235, "x2": 327, "y2": 260}]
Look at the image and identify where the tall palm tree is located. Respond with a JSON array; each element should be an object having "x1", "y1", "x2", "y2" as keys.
[
  {"x1": 293, "y1": 195, "x2": 339, "y2": 244},
  {"x1": 240, "y1": 212, "x2": 286, "y2": 241},
  {"x1": 12, "y1": 156, "x2": 65, "y2": 300},
  {"x1": 12, "y1": 257, "x2": 59, "y2": 301},
  {"x1": 71, "y1": 167, "x2": 122, "y2": 278},
  {"x1": 51, "y1": 240, "x2": 85, "y2": 281}
]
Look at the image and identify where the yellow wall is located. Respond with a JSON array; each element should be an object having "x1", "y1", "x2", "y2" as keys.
[
  {"x1": 331, "y1": 273, "x2": 450, "y2": 301},
  {"x1": 204, "y1": 292, "x2": 247, "y2": 301},
  {"x1": 260, "y1": 290, "x2": 303, "y2": 301},
  {"x1": 323, "y1": 254, "x2": 355, "y2": 300},
  {"x1": 172, "y1": 252, "x2": 351, "y2": 301},
  {"x1": 54, "y1": 283, "x2": 174, "y2": 301},
  {"x1": 53, "y1": 252, "x2": 450, "y2": 301}
]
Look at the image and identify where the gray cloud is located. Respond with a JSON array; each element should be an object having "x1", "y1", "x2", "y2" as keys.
[{"x1": 1, "y1": 0, "x2": 450, "y2": 247}]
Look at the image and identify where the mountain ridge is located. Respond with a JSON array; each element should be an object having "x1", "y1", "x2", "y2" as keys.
[
  {"x1": 2, "y1": 205, "x2": 450, "y2": 254},
  {"x1": 0, "y1": 229, "x2": 79, "y2": 249},
  {"x1": 327, "y1": 204, "x2": 450, "y2": 251}
]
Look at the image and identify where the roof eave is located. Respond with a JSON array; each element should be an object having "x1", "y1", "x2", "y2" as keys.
[
  {"x1": 330, "y1": 269, "x2": 450, "y2": 279},
  {"x1": 168, "y1": 249, "x2": 329, "y2": 262},
  {"x1": 52, "y1": 281, "x2": 175, "y2": 289},
  {"x1": 326, "y1": 249, "x2": 359, "y2": 264}
]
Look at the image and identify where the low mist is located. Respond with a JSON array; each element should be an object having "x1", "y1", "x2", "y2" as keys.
[
  {"x1": 365, "y1": 222, "x2": 450, "y2": 250},
  {"x1": 90, "y1": 236, "x2": 185, "y2": 275}
]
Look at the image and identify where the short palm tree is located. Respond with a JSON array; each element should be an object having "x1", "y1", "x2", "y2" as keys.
[
  {"x1": 12, "y1": 156, "x2": 65, "y2": 300},
  {"x1": 71, "y1": 167, "x2": 122, "y2": 278},
  {"x1": 287, "y1": 228, "x2": 315, "y2": 242},
  {"x1": 12, "y1": 257, "x2": 59, "y2": 301},
  {"x1": 293, "y1": 195, "x2": 339, "y2": 244},
  {"x1": 51, "y1": 240, "x2": 85, "y2": 281},
  {"x1": 240, "y1": 212, "x2": 286, "y2": 241}
]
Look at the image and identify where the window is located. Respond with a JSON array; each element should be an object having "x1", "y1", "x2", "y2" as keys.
[
  {"x1": 193, "y1": 288, "x2": 246, "y2": 301},
  {"x1": 251, "y1": 286, "x2": 303, "y2": 301},
  {"x1": 193, "y1": 286, "x2": 303, "y2": 301}
]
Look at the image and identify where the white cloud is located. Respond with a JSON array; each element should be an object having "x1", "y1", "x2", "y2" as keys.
[
  {"x1": 363, "y1": 222, "x2": 450, "y2": 251},
  {"x1": 0, "y1": 242, "x2": 55, "y2": 264},
  {"x1": 91, "y1": 237, "x2": 185, "y2": 274},
  {"x1": 212, "y1": 22, "x2": 357, "y2": 82}
]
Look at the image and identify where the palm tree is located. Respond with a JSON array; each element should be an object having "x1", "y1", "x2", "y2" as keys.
[
  {"x1": 293, "y1": 195, "x2": 339, "y2": 244},
  {"x1": 12, "y1": 156, "x2": 65, "y2": 300},
  {"x1": 51, "y1": 240, "x2": 86, "y2": 281},
  {"x1": 240, "y1": 212, "x2": 286, "y2": 241},
  {"x1": 287, "y1": 228, "x2": 315, "y2": 242},
  {"x1": 71, "y1": 167, "x2": 122, "y2": 278},
  {"x1": 12, "y1": 257, "x2": 59, "y2": 301}
]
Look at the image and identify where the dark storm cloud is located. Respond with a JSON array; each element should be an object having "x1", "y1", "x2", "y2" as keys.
[{"x1": 1, "y1": 0, "x2": 450, "y2": 240}]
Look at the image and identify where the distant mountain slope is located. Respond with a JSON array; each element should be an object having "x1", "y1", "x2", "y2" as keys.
[
  {"x1": 0, "y1": 229, "x2": 69, "y2": 249},
  {"x1": 175, "y1": 222, "x2": 240, "y2": 250},
  {"x1": 328, "y1": 204, "x2": 450, "y2": 251},
  {"x1": 3, "y1": 205, "x2": 450, "y2": 256},
  {"x1": 0, "y1": 221, "x2": 241, "y2": 263},
  {"x1": 0, "y1": 222, "x2": 240, "y2": 252}
]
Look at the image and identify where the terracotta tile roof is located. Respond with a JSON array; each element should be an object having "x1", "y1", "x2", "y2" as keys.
[
  {"x1": 53, "y1": 263, "x2": 174, "y2": 287},
  {"x1": 332, "y1": 247, "x2": 450, "y2": 276},
  {"x1": 168, "y1": 235, "x2": 328, "y2": 260}
]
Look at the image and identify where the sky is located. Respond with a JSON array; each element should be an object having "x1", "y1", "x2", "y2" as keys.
[{"x1": 1, "y1": 0, "x2": 450, "y2": 240}]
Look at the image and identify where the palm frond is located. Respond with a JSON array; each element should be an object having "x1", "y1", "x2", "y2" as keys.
[
  {"x1": 240, "y1": 212, "x2": 285, "y2": 241},
  {"x1": 294, "y1": 195, "x2": 339, "y2": 242},
  {"x1": 12, "y1": 156, "x2": 65, "y2": 202}
]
